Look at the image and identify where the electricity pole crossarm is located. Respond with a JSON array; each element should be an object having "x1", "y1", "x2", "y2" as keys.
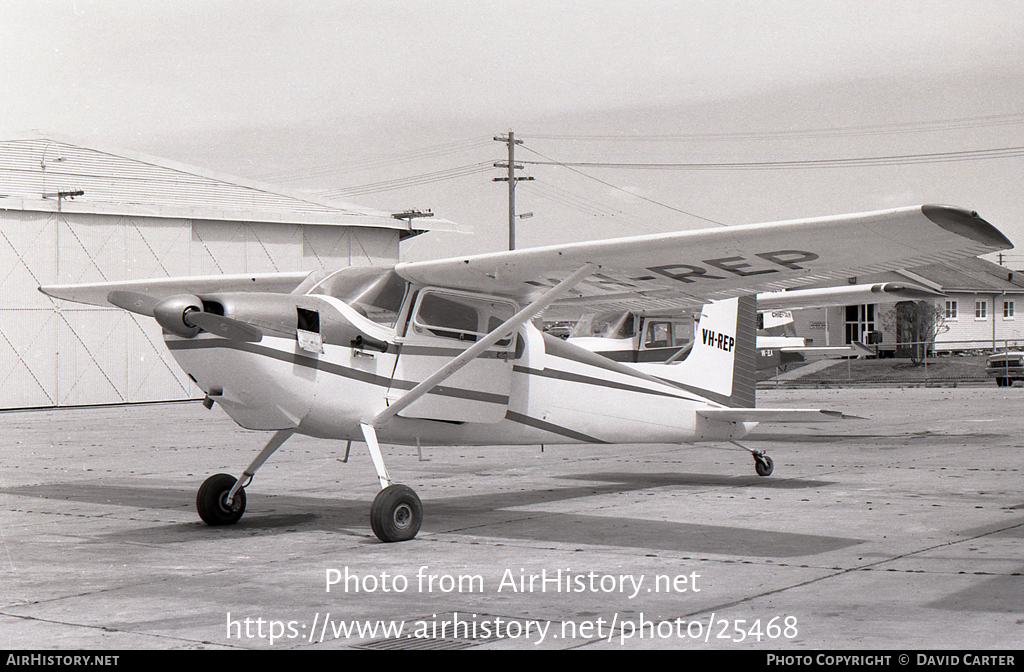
[{"x1": 493, "y1": 131, "x2": 534, "y2": 251}]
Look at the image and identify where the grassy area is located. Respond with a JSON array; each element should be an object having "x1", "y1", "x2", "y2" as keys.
[{"x1": 759, "y1": 354, "x2": 995, "y2": 387}]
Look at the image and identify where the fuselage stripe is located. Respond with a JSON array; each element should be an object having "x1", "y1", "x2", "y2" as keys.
[
  {"x1": 513, "y1": 363, "x2": 705, "y2": 403},
  {"x1": 504, "y1": 410, "x2": 608, "y2": 444},
  {"x1": 166, "y1": 338, "x2": 509, "y2": 405}
]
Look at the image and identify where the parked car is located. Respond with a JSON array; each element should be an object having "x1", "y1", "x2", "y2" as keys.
[{"x1": 986, "y1": 351, "x2": 1024, "y2": 386}]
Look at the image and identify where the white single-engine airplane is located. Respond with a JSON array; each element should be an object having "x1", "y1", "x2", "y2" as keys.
[{"x1": 39, "y1": 205, "x2": 1010, "y2": 542}]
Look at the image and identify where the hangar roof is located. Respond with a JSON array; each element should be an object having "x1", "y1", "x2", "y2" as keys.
[{"x1": 0, "y1": 133, "x2": 461, "y2": 234}]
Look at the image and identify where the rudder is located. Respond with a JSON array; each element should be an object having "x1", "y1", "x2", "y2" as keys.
[{"x1": 648, "y1": 295, "x2": 757, "y2": 408}]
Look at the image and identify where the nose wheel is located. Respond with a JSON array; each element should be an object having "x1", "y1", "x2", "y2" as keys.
[{"x1": 196, "y1": 429, "x2": 294, "y2": 527}]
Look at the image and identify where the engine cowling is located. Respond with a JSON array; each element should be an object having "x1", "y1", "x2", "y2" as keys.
[{"x1": 153, "y1": 294, "x2": 203, "y2": 338}]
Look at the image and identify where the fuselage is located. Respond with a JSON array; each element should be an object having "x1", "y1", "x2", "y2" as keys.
[{"x1": 165, "y1": 293, "x2": 751, "y2": 447}]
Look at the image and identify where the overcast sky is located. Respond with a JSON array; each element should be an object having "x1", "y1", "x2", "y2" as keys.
[{"x1": 2, "y1": 1, "x2": 1022, "y2": 262}]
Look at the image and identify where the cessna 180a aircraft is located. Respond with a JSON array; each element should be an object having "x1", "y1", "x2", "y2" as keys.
[{"x1": 39, "y1": 205, "x2": 1010, "y2": 542}]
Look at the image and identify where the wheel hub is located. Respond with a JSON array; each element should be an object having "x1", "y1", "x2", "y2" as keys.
[
  {"x1": 393, "y1": 503, "x2": 413, "y2": 530},
  {"x1": 218, "y1": 491, "x2": 242, "y2": 514}
]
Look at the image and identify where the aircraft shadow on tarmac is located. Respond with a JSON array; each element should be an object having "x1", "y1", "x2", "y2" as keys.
[
  {"x1": 2, "y1": 471, "x2": 857, "y2": 558},
  {"x1": 927, "y1": 519, "x2": 1024, "y2": 614},
  {"x1": 747, "y1": 431, "x2": 1007, "y2": 445}
]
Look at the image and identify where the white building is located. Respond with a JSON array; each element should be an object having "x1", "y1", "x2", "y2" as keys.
[
  {"x1": 790, "y1": 257, "x2": 1024, "y2": 355},
  {"x1": 0, "y1": 134, "x2": 457, "y2": 408}
]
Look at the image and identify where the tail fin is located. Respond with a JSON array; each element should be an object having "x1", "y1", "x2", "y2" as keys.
[{"x1": 646, "y1": 295, "x2": 757, "y2": 408}]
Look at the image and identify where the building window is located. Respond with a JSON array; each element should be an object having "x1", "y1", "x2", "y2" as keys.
[
  {"x1": 944, "y1": 300, "x2": 958, "y2": 319},
  {"x1": 844, "y1": 304, "x2": 875, "y2": 344},
  {"x1": 1004, "y1": 301, "x2": 1015, "y2": 319},
  {"x1": 976, "y1": 301, "x2": 987, "y2": 319}
]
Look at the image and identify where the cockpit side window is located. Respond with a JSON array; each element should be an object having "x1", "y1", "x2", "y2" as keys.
[
  {"x1": 416, "y1": 293, "x2": 479, "y2": 339},
  {"x1": 645, "y1": 321, "x2": 673, "y2": 348},
  {"x1": 411, "y1": 291, "x2": 516, "y2": 347}
]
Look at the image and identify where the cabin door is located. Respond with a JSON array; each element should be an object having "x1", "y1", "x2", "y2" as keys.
[{"x1": 388, "y1": 289, "x2": 515, "y2": 423}]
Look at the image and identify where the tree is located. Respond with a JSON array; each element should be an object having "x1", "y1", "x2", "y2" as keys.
[{"x1": 881, "y1": 300, "x2": 948, "y2": 365}]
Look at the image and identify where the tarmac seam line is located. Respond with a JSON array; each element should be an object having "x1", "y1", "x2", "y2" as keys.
[{"x1": 567, "y1": 517, "x2": 1024, "y2": 649}]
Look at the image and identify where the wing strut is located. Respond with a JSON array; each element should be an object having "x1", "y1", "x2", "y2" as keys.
[{"x1": 370, "y1": 262, "x2": 598, "y2": 428}]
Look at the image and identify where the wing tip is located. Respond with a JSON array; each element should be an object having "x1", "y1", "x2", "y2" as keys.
[{"x1": 921, "y1": 204, "x2": 1013, "y2": 251}]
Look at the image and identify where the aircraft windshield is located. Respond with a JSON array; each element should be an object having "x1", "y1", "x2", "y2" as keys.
[
  {"x1": 308, "y1": 268, "x2": 407, "y2": 327},
  {"x1": 570, "y1": 311, "x2": 635, "y2": 340}
]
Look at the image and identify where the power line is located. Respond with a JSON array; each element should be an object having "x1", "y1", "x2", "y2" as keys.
[
  {"x1": 524, "y1": 112, "x2": 1024, "y2": 143},
  {"x1": 523, "y1": 181, "x2": 631, "y2": 219},
  {"x1": 260, "y1": 136, "x2": 494, "y2": 183},
  {"x1": 519, "y1": 146, "x2": 1024, "y2": 171},
  {"x1": 314, "y1": 161, "x2": 495, "y2": 199},
  {"x1": 521, "y1": 181, "x2": 650, "y2": 228},
  {"x1": 519, "y1": 144, "x2": 726, "y2": 227}
]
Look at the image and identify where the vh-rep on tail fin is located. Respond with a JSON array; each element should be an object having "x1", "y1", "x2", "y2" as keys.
[{"x1": 648, "y1": 295, "x2": 757, "y2": 408}]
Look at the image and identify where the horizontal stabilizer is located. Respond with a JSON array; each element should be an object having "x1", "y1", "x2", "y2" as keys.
[
  {"x1": 697, "y1": 408, "x2": 859, "y2": 423},
  {"x1": 779, "y1": 345, "x2": 871, "y2": 357}
]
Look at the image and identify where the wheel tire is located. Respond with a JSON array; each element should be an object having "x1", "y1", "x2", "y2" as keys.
[
  {"x1": 996, "y1": 377, "x2": 1006, "y2": 387},
  {"x1": 197, "y1": 473, "x2": 246, "y2": 526},
  {"x1": 370, "y1": 484, "x2": 422, "y2": 542},
  {"x1": 755, "y1": 454, "x2": 774, "y2": 477}
]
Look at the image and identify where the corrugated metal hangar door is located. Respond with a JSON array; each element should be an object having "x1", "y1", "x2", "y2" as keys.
[{"x1": 0, "y1": 209, "x2": 398, "y2": 408}]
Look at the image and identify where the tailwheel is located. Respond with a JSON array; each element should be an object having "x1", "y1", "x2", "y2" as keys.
[
  {"x1": 197, "y1": 473, "x2": 246, "y2": 526},
  {"x1": 370, "y1": 484, "x2": 422, "y2": 542},
  {"x1": 754, "y1": 453, "x2": 774, "y2": 477}
]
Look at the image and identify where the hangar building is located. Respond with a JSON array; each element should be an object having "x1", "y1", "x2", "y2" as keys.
[{"x1": 0, "y1": 134, "x2": 454, "y2": 409}]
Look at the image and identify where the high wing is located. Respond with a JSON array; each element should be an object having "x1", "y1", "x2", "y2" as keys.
[
  {"x1": 396, "y1": 205, "x2": 1010, "y2": 317},
  {"x1": 39, "y1": 205, "x2": 1009, "y2": 319},
  {"x1": 39, "y1": 271, "x2": 315, "y2": 308}
]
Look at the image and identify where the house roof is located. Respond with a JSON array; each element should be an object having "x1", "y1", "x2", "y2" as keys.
[
  {"x1": 898, "y1": 256, "x2": 1024, "y2": 294},
  {"x1": 0, "y1": 133, "x2": 462, "y2": 233}
]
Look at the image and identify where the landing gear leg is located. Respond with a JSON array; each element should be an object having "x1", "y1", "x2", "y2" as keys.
[
  {"x1": 729, "y1": 440, "x2": 774, "y2": 477},
  {"x1": 360, "y1": 423, "x2": 422, "y2": 542},
  {"x1": 196, "y1": 429, "x2": 295, "y2": 526}
]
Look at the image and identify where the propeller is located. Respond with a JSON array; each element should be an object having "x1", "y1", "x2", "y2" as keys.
[
  {"x1": 108, "y1": 291, "x2": 262, "y2": 342},
  {"x1": 184, "y1": 310, "x2": 263, "y2": 342},
  {"x1": 107, "y1": 290, "x2": 159, "y2": 317}
]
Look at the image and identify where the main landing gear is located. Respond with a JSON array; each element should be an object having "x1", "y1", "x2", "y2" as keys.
[
  {"x1": 370, "y1": 484, "x2": 423, "y2": 542},
  {"x1": 195, "y1": 425, "x2": 423, "y2": 543},
  {"x1": 196, "y1": 473, "x2": 246, "y2": 525},
  {"x1": 729, "y1": 440, "x2": 774, "y2": 477},
  {"x1": 361, "y1": 423, "x2": 422, "y2": 542}
]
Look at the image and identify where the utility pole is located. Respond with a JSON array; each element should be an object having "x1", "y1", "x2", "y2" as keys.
[{"x1": 493, "y1": 131, "x2": 533, "y2": 250}]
